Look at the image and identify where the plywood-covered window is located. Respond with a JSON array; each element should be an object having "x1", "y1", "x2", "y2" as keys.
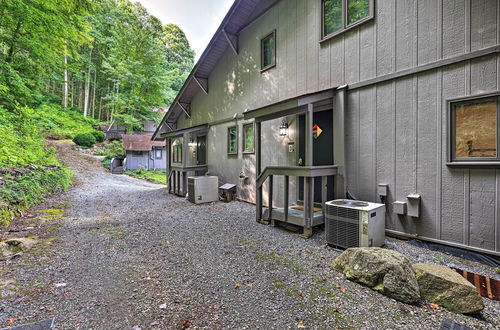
[
  {"x1": 261, "y1": 30, "x2": 276, "y2": 71},
  {"x1": 227, "y1": 126, "x2": 238, "y2": 155},
  {"x1": 322, "y1": 0, "x2": 373, "y2": 40},
  {"x1": 243, "y1": 123, "x2": 255, "y2": 153},
  {"x1": 155, "y1": 149, "x2": 163, "y2": 159},
  {"x1": 449, "y1": 93, "x2": 500, "y2": 164}
]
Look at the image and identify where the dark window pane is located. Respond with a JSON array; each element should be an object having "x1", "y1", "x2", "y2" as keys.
[
  {"x1": 454, "y1": 100, "x2": 497, "y2": 158},
  {"x1": 323, "y1": 0, "x2": 343, "y2": 36},
  {"x1": 244, "y1": 124, "x2": 254, "y2": 152},
  {"x1": 261, "y1": 32, "x2": 275, "y2": 69},
  {"x1": 347, "y1": 0, "x2": 370, "y2": 25},
  {"x1": 228, "y1": 127, "x2": 238, "y2": 153}
]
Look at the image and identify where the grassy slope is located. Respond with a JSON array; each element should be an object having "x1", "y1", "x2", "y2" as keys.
[
  {"x1": 125, "y1": 169, "x2": 167, "y2": 185},
  {"x1": 0, "y1": 103, "x2": 97, "y2": 226}
]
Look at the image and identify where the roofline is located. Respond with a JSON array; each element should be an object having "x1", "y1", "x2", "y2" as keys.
[{"x1": 153, "y1": 0, "x2": 245, "y2": 141}]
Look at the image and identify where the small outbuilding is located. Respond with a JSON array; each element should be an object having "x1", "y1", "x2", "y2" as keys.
[{"x1": 122, "y1": 135, "x2": 166, "y2": 171}]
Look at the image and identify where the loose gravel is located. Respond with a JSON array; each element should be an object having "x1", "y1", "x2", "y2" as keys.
[{"x1": 1, "y1": 141, "x2": 499, "y2": 329}]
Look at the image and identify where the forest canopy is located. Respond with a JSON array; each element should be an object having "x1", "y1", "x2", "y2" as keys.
[{"x1": 0, "y1": 0, "x2": 195, "y2": 124}]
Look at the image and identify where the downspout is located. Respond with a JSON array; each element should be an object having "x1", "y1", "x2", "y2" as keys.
[{"x1": 333, "y1": 85, "x2": 348, "y2": 198}]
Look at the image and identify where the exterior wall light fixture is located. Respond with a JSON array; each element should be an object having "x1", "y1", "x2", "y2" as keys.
[{"x1": 280, "y1": 119, "x2": 289, "y2": 136}]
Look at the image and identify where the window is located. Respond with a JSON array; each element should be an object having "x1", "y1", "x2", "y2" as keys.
[
  {"x1": 228, "y1": 126, "x2": 238, "y2": 155},
  {"x1": 243, "y1": 123, "x2": 255, "y2": 153},
  {"x1": 155, "y1": 149, "x2": 162, "y2": 159},
  {"x1": 322, "y1": 0, "x2": 373, "y2": 40},
  {"x1": 449, "y1": 93, "x2": 500, "y2": 164},
  {"x1": 261, "y1": 30, "x2": 276, "y2": 71},
  {"x1": 172, "y1": 140, "x2": 183, "y2": 163},
  {"x1": 132, "y1": 151, "x2": 142, "y2": 157}
]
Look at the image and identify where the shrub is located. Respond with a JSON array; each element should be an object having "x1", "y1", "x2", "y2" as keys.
[
  {"x1": 73, "y1": 132, "x2": 96, "y2": 148},
  {"x1": 92, "y1": 130, "x2": 105, "y2": 143},
  {"x1": 32, "y1": 104, "x2": 97, "y2": 139},
  {"x1": 0, "y1": 167, "x2": 72, "y2": 227},
  {"x1": 103, "y1": 140, "x2": 125, "y2": 158}
]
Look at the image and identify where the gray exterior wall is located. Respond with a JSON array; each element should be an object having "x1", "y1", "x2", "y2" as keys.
[
  {"x1": 126, "y1": 148, "x2": 166, "y2": 171},
  {"x1": 170, "y1": 0, "x2": 500, "y2": 254}
]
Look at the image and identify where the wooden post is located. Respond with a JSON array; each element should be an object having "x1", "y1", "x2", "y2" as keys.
[
  {"x1": 284, "y1": 175, "x2": 289, "y2": 223},
  {"x1": 182, "y1": 133, "x2": 188, "y2": 196},
  {"x1": 305, "y1": 104, "x2": 314, "y2": 166},
  {"x1": 176, "y1": 171, "x2": 180, "y2": 196},
  {"x1": 167, "y1": 138, "x2": 172, "y2": 194},
  {"x1": 321, "y1": 176, "x2": 328, "y2": 218},
  {"x1": 269, "y1": 175, "x2": 274, "y2": 226},
  {"x1": 303, "y1": 177, "x2": 314, "y2": 237},
  {"x1": 256, "y1": 121, "x2": 263, "y2": 222},
  {"x1": 303, "y1": 103, "x2": 314, "y2": 237}
]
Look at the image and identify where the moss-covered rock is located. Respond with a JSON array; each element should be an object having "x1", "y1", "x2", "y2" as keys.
[
  {"x1": 0, "y1": 237, "x2": 36, "y2": 260},
  {"x1": 413, "y1": 263, "x2": 484, "y2": 314},
  {"x1": 333, "y1": 247, "x2": 420, "y2": 304}
]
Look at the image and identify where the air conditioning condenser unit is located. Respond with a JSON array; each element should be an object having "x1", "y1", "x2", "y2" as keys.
[
  {"x1": 187, "y1": 176, "x2": 219, "y2": 204},
  {"x1": 325, "y1": 199, "x2": 385, "y2": 248}
]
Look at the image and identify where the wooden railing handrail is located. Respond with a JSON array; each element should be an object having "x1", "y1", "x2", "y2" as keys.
[
  {"x1": 257, "y1": 165, "x2": 337, "y2": 188},
  {"x1": 170, "y1": 164, "x2": 208, "y2": 172}
]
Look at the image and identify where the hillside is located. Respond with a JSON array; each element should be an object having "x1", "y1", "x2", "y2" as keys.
[{"x1": 0, "y1": 104, "x2": 97, "y2": 226}]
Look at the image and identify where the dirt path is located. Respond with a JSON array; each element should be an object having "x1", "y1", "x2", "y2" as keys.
[{"x1": 1, "y1": 141, "x2": 499, "y2": 329}]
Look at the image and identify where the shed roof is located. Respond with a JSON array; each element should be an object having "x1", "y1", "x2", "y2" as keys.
[
  {"x1": 123, "y1": 135, "x2": 165, "y2": 151},
  {"x1": 153, "y1": 0, "x2": 277, "y2": 140}
]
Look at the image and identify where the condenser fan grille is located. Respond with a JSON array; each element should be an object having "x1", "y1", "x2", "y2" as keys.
[{"x1": 325, "y1": 205, "x2": 360, "y2": 248}]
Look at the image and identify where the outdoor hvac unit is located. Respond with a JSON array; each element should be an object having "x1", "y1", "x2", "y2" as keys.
[
  {"x1": 325, "y1": 199, "x2": 386, "y2": 248},
  {"x1": 187, "y1": 176, "x2": 219, "y2": 204}
]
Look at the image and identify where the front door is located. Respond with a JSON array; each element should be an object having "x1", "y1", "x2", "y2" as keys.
[
  {"x1": 196, "y1": 135, "x2": 207, "y2": 165},
  {"x1": 298, "y1": 110, "x2": 335, "y2": 203}
]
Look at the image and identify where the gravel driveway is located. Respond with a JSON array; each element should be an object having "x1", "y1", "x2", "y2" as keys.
[{"x1": 1, "y1": 141, "x2": 499, "y2": 329}]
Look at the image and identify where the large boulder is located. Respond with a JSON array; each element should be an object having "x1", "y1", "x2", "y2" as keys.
[
  {"x1": 413, "y1": 263, "x2": 484, "y2": 314},
  {"x1": 333, "y1": 247, "x2": 420, "y2": 304}
]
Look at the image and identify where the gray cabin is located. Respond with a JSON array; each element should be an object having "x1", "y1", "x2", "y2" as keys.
[
  {"x1": 123, "y1": 134, "x2": 166, "y2": 171},
  {"x1": 154, "y1": 0, "x2": 500, "y2": 256}
]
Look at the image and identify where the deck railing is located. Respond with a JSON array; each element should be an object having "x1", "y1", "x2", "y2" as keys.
[{"x1": 256, "y1": 165, "x2": 338, "y2": 234}]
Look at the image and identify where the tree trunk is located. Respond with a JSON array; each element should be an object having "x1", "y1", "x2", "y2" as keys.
[
  {"x1": 91, "y1": 69, "x2": 97, "y2": 118},
  {"x1": 62, "y1": 55, "x2": 69, "y2": 109},
  {"x1": 71, "y1": 77, "x2": 74, "y2": 108},
  {"x1": 83, "y1": 48, "x2": 93, "y2": 117}
]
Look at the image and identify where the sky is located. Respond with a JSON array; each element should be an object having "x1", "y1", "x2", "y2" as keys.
[{"x1": 136, "y1": 0, "x2": 234, "y2": 60}]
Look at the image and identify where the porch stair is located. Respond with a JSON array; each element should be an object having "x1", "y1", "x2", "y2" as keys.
[
  {"x1": 263, "y1": 207, "x2": 324, "y2": 228},
  {"x1": 256, "y1": 165, "x2": 338, "y2": 236}
]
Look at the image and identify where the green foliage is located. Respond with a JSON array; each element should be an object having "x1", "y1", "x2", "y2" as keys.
[
  {"x1": 162, "y1": 23, "x2": 195, "y2": 74},
  {"x1": 125, "y1": 169, "x2": 166, "y2": 185},
  {"x1": 92, "y1": 130, "x2": 105, "y2": 142},
  {"x1": 0, "y1": 0, "x2": 93, "y2": 111},
  {"x1": 0, "y1": 106, "x2": 58, "y2": 168},
  {"x1": 347, "y1": 0, "x2": 370, "y2": 24},
  {"x1": 31, "y1": 104, "x2": 97, "y2": 139},
  {"x1": 113, "y1": 113, "x2": 144, "y2": 134},
  {"x1": 0, "y1": 167, "x2": 72, "y2": 226},
  {"x1": 97, "y1": 140, "x2": 125, "y2": 158},
  {"x1": 73, "y1": 132, "x2": 96, "y2": 148}
]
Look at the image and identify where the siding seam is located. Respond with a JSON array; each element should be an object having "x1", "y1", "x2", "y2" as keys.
[{"x1": 437, "y1": 68, "x2": 443, "y2": 240}]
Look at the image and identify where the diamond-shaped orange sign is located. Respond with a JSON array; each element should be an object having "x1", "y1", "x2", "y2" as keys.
[{"x1": 313, "y1": 124, "x2": 323, "y2": 139}]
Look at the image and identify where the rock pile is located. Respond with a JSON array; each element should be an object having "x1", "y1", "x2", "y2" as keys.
[
  {"x1": 333, "y1": 247, "x2": 420, "y2": 304},
  {"x1": 333, "y1": 247, "x2": 485, "y2": 314}
]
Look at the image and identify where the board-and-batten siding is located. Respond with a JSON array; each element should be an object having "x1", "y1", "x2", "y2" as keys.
[{"x1": 174, "y1": 0, "x2": 500, "y2": 253}]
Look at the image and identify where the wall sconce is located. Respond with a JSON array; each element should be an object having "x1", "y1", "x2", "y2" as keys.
[{"x1": 279, "y1": 119, "x2": 289, "y2": 136}]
